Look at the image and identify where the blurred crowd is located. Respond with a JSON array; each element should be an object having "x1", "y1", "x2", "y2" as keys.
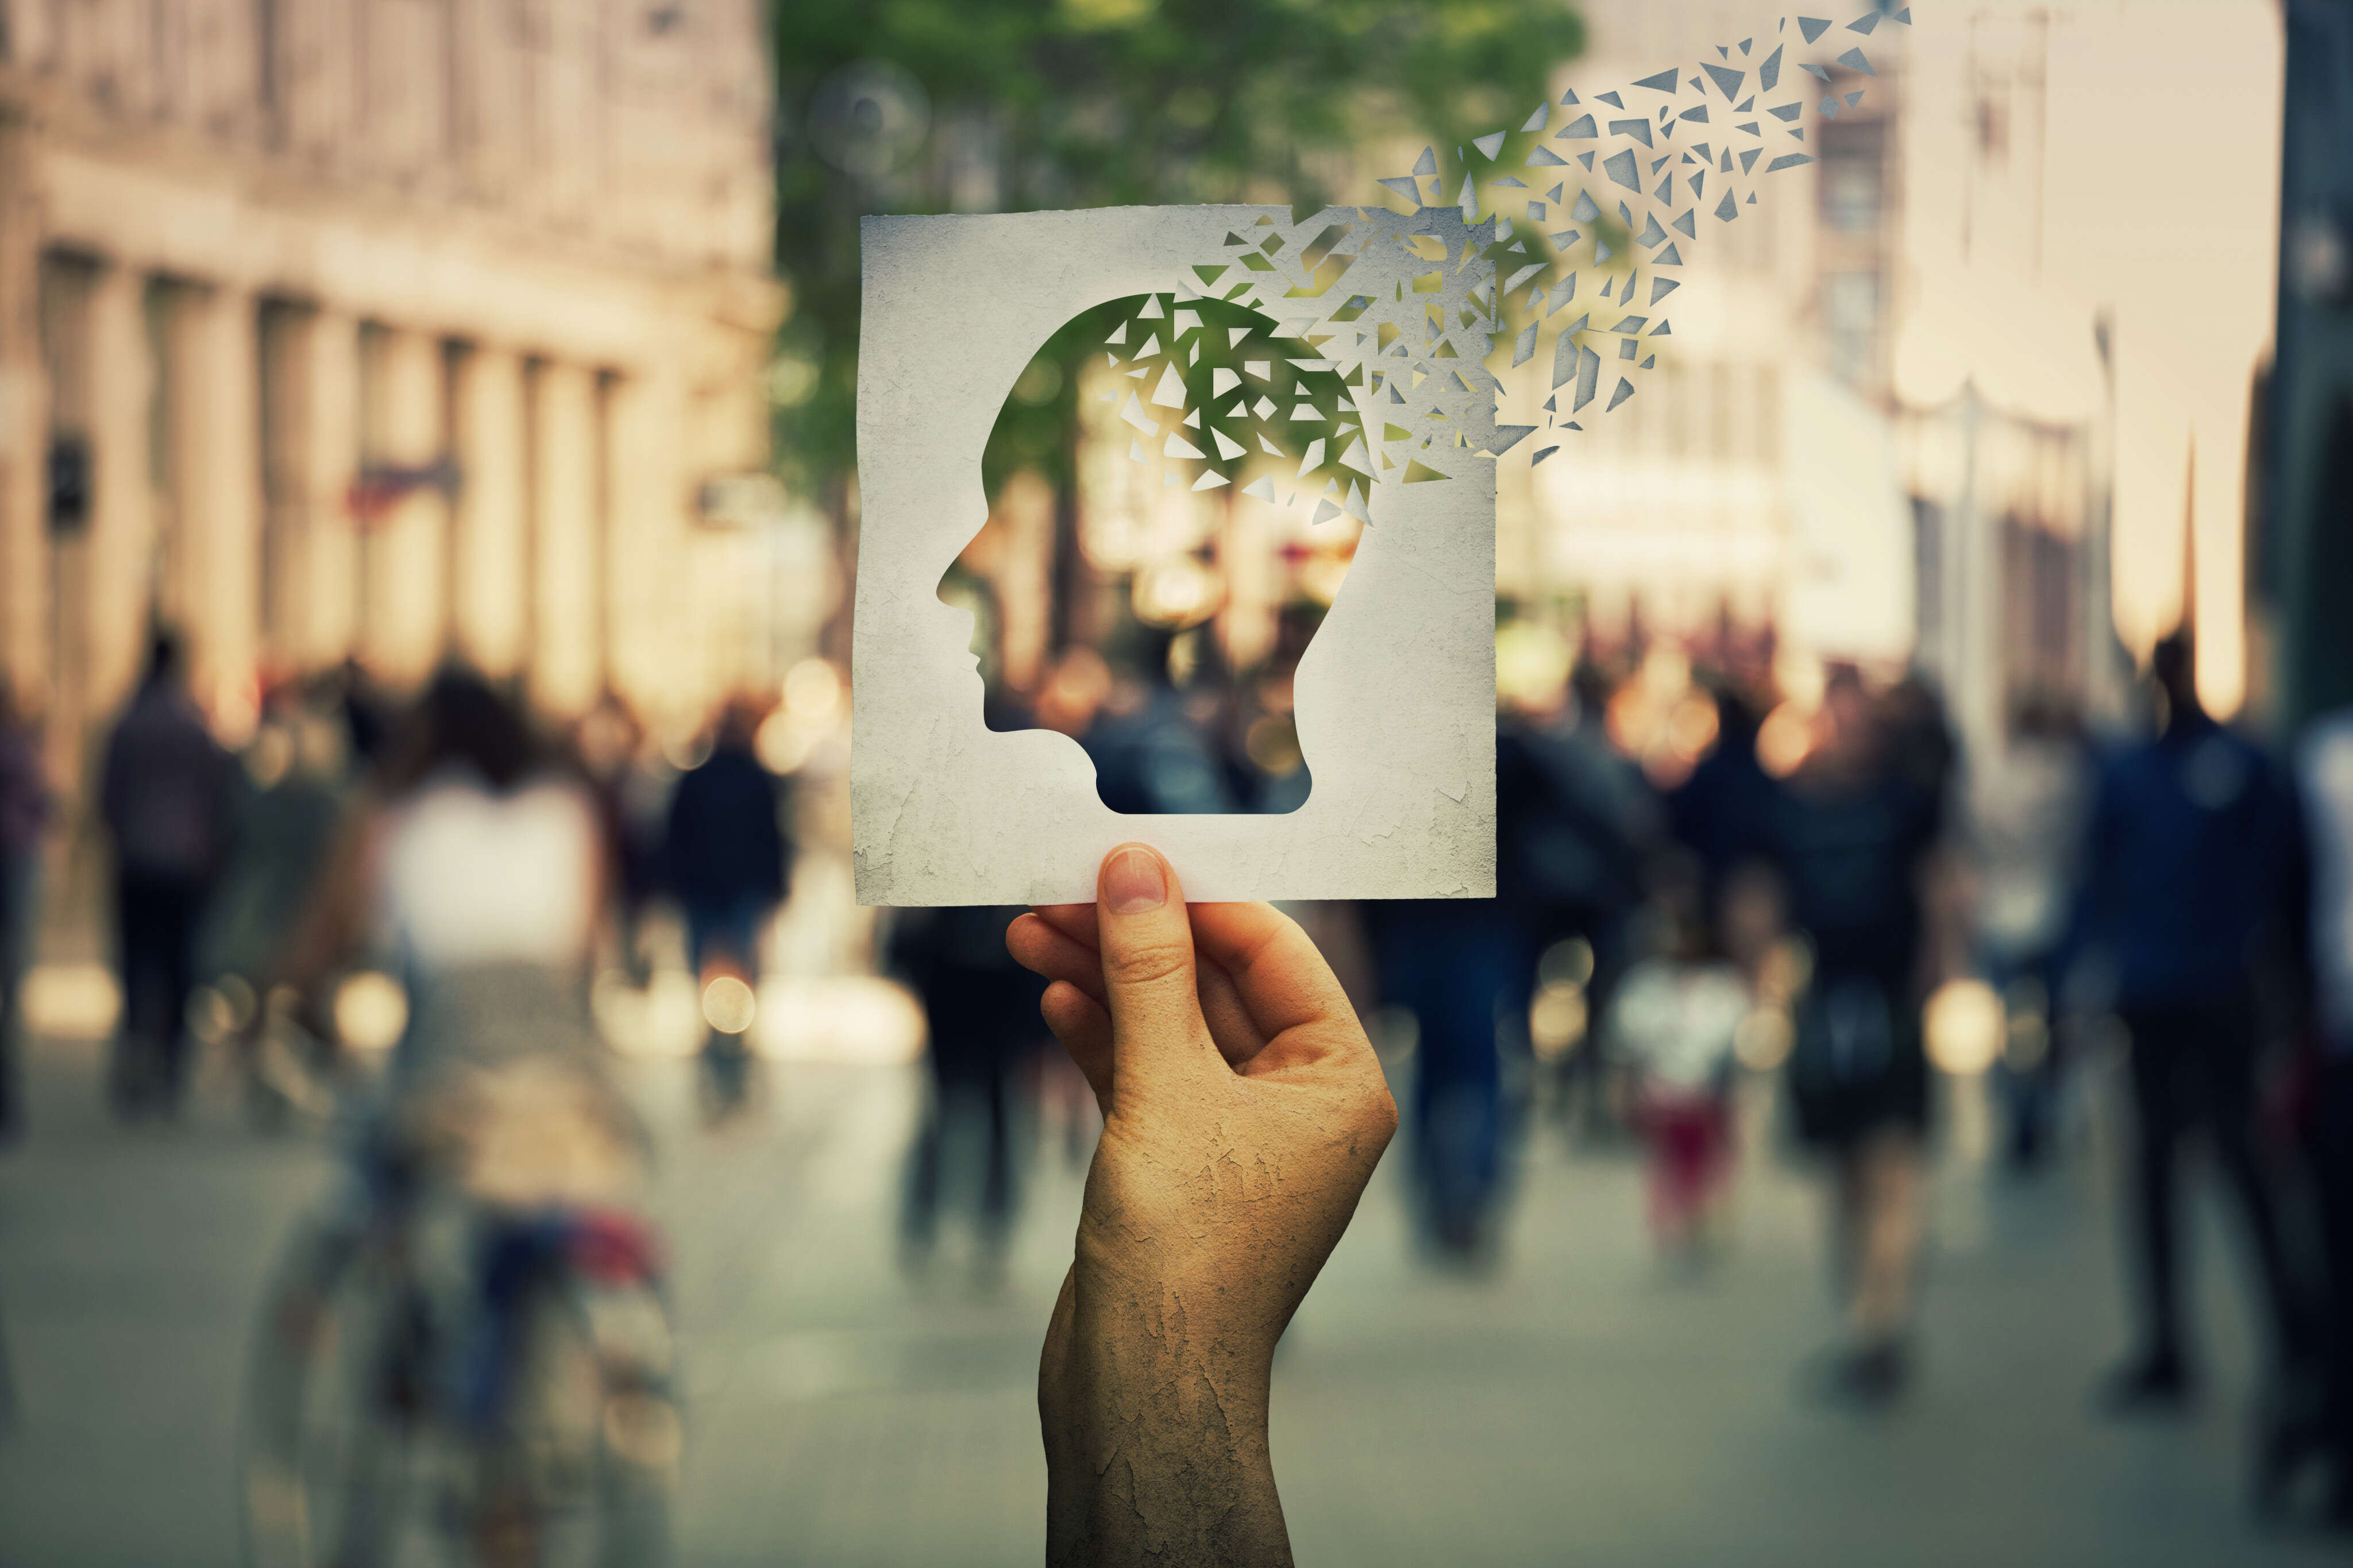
[{"x1": 2, "y1": 605, "x2": 2352, "y2": 1532}]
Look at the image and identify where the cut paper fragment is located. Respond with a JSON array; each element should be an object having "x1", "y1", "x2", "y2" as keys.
[
  {"x1": 1634, "y1": 67, "x2": 1681, "y2": 92},
  {"x1": 1473, "y1": 131, "x2": 1507, "y2": 159},
  {"x1": 1413, "y1": 146, "x2": 1437, "y2": 175},
  {"x1": 1241, "y1": 476, "x2": 1275, "y2": 501},
  {"x1": 1761, "y1": 44, "x2": 1783, "y2": 90},
  {"x1": 1522, "y1": 104, "x2": 1550, "y2": 133},
  {"x1": 1837, "y1": 47, "x2": 1876, "y2": 76},
  {"x1": 1606, "y1": 377, "x2": 1636, "y2": 412},
  {"x1": 1797, "y1": 16, "x2": 1833, "y2": 41},
  {"x1": 1849, "y1": 10, "x2": 1879, "y2": 32},
  {"x1": 1150, "y1": 363, "x2": 1187, "y2": 407},
  {"x1": 1765, "y1": 153, "x2": 1818, "y2": 173},
  {"x1": 1702, "y1": 63, "x2": 1746, "y2": 99},
  {"x1": 1164, "y1": 431, "x2": 1205, "y2": 459},
  {"x1": 1212, "y1": 428, "x2": 1247, "y2": 460},
  {"x1": 1571, "y1": 190, "x2": 1602, "y2": 223},
  {"x1": 1212, "y1": 368, "x2": 1240, "y2": 396},
  {"x1": 1192, "y1": 471, "x2": 1229, "y2": 491}
]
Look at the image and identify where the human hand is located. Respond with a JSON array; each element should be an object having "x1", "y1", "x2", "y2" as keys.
[{"x1": 1008, "y1": 843, "x2": 1395, "y2": 1567}]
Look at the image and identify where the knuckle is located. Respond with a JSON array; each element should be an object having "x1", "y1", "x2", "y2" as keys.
[{"x1": 1101, "y1": 938, "x2": 1193, "y2": 991}]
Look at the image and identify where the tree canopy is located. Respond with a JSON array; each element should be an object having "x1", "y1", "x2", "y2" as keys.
[{"x1": 771, "y1": 0, "x2": 1588, "y2": 503}]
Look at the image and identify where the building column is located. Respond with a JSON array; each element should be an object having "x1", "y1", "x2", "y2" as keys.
[
  {"x1": 274, "y1": 308, "x2": 362, "y2": 673},
  {"x1": 529, "y1": 359, "x2": 601, "y2": 717},
  {"x1": 601, "y1": 369, "x2": 692, "y2": 717},
  {"x1": 83, "y1": 262, "x2": 153, "y2": 721},
  {"x1": 449, "y1": 344, "x2": 528, "y2": 678},
  {"x1": 0, "y1": 114, "x2": 47, "y2": 715},
  {"x1": 359, "y1": 325, "x2": 447, "y2": 686},
  {"x1": 165, "y1": 282, "x2": 263, "y2": 731}
]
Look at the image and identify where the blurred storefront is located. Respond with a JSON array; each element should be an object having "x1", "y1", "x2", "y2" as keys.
[{"x1": 0, "y1": 0, "x2": 785, "y2": 792}]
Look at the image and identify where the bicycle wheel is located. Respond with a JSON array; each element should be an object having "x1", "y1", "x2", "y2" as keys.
[
  {"x1": 470, "y1": 1277, "x2": 678, "y2": 1568},
  {"x1": 240, "y1": 1222, "x2": 428, "y2": 1568}
]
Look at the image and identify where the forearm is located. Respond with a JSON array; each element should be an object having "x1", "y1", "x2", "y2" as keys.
[{"x1": 1042, "y1": 1269, "x2": 1291, "y2": 1568}]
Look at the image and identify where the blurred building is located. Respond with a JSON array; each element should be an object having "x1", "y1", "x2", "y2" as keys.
[
  {"x1": 1514, "y1": 0, "x2": 2285, "y2": 769},
  {"x1": 1503, "y1": 0, "x2": 1928, "y2": 680},
  {"x1": 0, "y1": 0, "x2": 784, "y2": 783}
]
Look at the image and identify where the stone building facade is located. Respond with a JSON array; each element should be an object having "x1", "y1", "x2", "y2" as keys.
[{"x1": 0, "y1": 0, "x2": 781, "y2": 777}]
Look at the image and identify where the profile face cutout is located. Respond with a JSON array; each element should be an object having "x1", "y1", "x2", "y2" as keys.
[{"x1": 939, "y1": 289, "x2": 1371, "y2": 817}]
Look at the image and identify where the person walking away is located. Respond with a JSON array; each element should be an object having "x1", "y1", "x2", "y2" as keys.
[
  {"x1": 2284, "y1": 705, "x2": 2353, "y2": 1528},
  {"x1": 662, "y1": 700, "x2": 790, "y2": 1111},
  {"x1": 0, "y1": 687, "x2": 51, "y2": 1141},
  {"x1": 1761, "y1": 666, "x2": 1957, "y2": 1404},
  {"x1": 1604, "y1": 859, "x2": 1749, "y2": 1262},
  {"x1": 1970, "y1": 693, "x2": 2093, "y2": 1168},
  {"x1": 889, "y1": 905, "x2": 1044, "y2": 1277},
  {"x1": 99, "y1": 632, "x2": 235, "y2": 1117},
  {"x1": 2067, "y1": 633, "x2": 2311, "y2": 1413},
  {"x1": 202, "y1": 681, "x2": 351, "y2": 1117}
]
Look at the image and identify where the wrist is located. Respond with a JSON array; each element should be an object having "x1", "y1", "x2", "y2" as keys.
[{"x1": 1044, "y1": 1271, "x2": 1286, "y2": 1567}]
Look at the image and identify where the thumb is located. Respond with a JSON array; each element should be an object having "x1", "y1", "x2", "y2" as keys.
[{"x1": 1094, "y1": 843, "x2": 1218, "y2": 1095}]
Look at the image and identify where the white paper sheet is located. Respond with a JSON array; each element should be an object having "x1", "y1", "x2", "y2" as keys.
[{"x1": 852, "y1": 206, "x2": 1495, "y2": 906}]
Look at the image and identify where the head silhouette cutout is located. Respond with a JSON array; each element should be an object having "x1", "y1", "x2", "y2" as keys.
[{"x1": 941, "y1": 290, "x2": 1370, "y2": 815}]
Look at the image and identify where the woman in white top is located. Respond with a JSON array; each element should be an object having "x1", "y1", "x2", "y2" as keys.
[{"x1": 271, "y1": 668, "x2": 636, "y2": 1206}]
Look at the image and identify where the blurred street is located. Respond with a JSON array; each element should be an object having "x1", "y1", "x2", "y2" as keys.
[{"x1": 3, "y1": 1025, "x2": 2340, "y2": 1568}]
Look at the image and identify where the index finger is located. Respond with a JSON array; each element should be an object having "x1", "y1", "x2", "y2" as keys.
[
  {"x1": 1029, "y1": 902, "x2": 1100, "y2": 952},
  {"x1": 1188, "y1": 901, "x2": 1365, "y2": 1051}
]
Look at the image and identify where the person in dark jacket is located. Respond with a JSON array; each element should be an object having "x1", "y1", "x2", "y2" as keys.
[
  {"x1": 890, "y1": 905, "x2": 1044, "y2": 1275},
  {"x1": 99, "y1": 631, "x2": 236, "y2": 1117},
  {"x1": 2069, "y1": 633, "x2": 2310, "y2": 1412},
  {"x1": 663, "y1": 700, "x2": 791, "y2": 1109}
]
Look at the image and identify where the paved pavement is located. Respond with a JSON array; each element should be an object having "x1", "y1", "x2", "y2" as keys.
[{"x1": 1, "y1": 1030, "x2": 2343, "y2": 1568}]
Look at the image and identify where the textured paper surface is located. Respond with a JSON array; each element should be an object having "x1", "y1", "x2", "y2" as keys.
[{"x1": 853, "y1": 207, "x2": 1495, "y2": 906}]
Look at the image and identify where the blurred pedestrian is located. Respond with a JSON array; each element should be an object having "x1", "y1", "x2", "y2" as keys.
[
  {"x1": 99, "y1": 631, "x2": 235, "y2": 1117},
  {"x1": 202, "y1": 680, "x2": 350, "y2": 1117},
  {"x1": 572, "y1": 692, "x2": 656, "y2": 982},
  {"x1": 664, "y1": 698, "x2": 791, "y2": 1113},
  {"x1": 0, "y1": 685, "x2": 50, "y2": 1141},
  {"x1": 1972, "y1": 693, "x2": 2093, "y2": 1168},
  {"x1": 889, "y1": 905, "x2": 1044, "y2": 1276},
  {"x1": 1761, "y1": 666, "x2": 1955, "y2": 1403},
  {"x1": 1509, "y1": 663, "x2": 1659, "y2": 1127},
  {"x1": 2290, "y1": 704, "x2": 2353, "y2": 1527},
  {"x1": 2069, "y1": 634, "x2": 2310, "y2": 1413},
  {"x1": 1367, "y1": 711, "x2": 1620, "y2": 1258},
  {"x1": 1604, "y1": 858, "x2": 1748, "y2": 1261},
  {"x1": 1080, "y1": 632, "x2": 1236, "y2": 816}
]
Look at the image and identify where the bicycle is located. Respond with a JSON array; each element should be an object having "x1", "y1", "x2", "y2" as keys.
[{"x1": 240, "y1": 1059, "x2": 680, "y2": 1567}]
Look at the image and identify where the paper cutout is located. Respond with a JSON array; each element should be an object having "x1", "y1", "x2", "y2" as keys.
[{"x1": 855, "y1": 207, "x2": 1497, "y2": 904}]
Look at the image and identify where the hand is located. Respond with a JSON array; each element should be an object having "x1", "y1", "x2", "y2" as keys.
[{"x1": 1008, "y1": 844, "x2": 1396, "y2": 1567}]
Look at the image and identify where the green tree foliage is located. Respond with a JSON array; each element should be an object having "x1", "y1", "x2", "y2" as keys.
[{"x1": 772, "y1": 0, "x2": 1587, "y2": 503}]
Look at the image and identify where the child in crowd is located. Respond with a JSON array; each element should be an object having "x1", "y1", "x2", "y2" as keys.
[{"x1": 1607, "y1": 865, "x2": 1753, "y2": 1259}]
